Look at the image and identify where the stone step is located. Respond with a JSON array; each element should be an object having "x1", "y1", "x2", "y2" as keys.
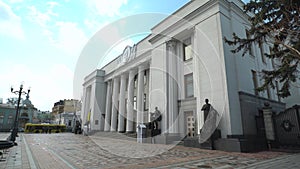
[
  {"x1": 124, "y1": 132, "x2": 137, "y2": 138},
  {"x1": 92, "y1": 131, "x2": 137, "y2": 142}
]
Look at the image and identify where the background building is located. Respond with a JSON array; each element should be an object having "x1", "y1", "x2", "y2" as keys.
[
  {"x1": 0, "y1": 95, "x2": 36, "y2": 131},
  {"x1": 51, "y1": 99, "x2": 81, "y2": 131}
]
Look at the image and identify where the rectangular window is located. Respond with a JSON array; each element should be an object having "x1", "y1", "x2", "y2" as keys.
[
  {"x1": 270, "y1": 47, "x2": 276, "y2": 68},
  {"x1": 0, "y1": 113, "x2": 4, "y2": 125},
  {"x1": 266, "y1": 85, "x2": 271, "y2": 99},
  {"x1": 134, "y1": 75, "x2": 137, "y2": 89},
  {"x1": 246, "y1": 30, "x2": 254, "y2": 56},
  {"x1": 144, "y1": 71, "x2": 147, "y2": 86},
  {"x1": 133, "y1": 96, "x2": 137, "y2": 109},
  {"x1": 183, "y1": 37, "x2": 192, "y2": 61},
  {"x1": 275, "y1": 81, "x2": 281, "y2": 102},
  {"x1": 125, "y1": 78, "x2": 128, "y2": 91},
  {"x1": 7, "y1": 115, "x2": 13, "y2": 124},
  {"x1": 144, "y1": 94, "x2": 148, "y2": 111},
  {"x1": 184, "y1": 73, "x2": 194, "y2": 98},
  {"x1": 251, "y1": 70, "x2": 259, "y2": 96},
  {"x1": 259, "y1": 41, "x2": 266, "y2": 63}
]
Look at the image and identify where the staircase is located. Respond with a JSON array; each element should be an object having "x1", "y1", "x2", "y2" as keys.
[{"x1": 91, "y1": 131, "x2": 137, "y2": 142}]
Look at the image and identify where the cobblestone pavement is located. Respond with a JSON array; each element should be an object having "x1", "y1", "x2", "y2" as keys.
[{"x1": 0, "y1": 133, "x2": 299, "y2": 169}]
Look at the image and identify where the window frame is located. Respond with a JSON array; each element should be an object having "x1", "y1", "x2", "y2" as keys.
[
  {"x1": 246, "y1": 29, "x2": 254, "y2": 57},
  {"x1": 259, "y1": 40, "x2": 266, "y2": 64},
  {"x1": 251, "y1": 70, "x2": 259, "y2": 96},
  {"x1": 183, "y1": 37, "x2": 192, "y2": 61},
  {"x1": 184, "y1": 73, "x2": 194, "y2": 98}
]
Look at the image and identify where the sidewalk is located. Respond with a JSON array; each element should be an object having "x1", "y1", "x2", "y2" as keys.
[
  {"x1": 0, "y1": 133, "x2": 35, "y2": 169},
  {"x1": 0, "y1": 133, "x2": 299, "y2": 169}
]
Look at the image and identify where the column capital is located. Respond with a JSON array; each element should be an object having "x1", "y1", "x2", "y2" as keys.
[
  {"x1": 113, "y1": 76, "x2": 120, "y2": 82},
  {"x1": 107, "y1": 80, "x2": 112, "y2": 85},
  {"x1": 166, "y1": 39, "x2": 177, "y2": 50},
  {"x1": 129, "y1": 69, "x2": 137, "y2": 75},
  {"x1": 138, "y1": 65, "x2": 147, "y2": 73},
  {"x1": 120, "y1": 73, "x2": 127, "y2": 80},
  {"x1": 138, "y1": 64, "x2": 145, "y2": 70}
]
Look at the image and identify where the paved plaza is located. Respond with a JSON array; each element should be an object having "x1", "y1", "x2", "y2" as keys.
[{"x1": 0, "y1": 132, "x2": 299, "y2": 169}]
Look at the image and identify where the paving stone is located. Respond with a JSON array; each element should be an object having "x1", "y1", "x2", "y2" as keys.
[{"x1": 0, "y1": 132, "x2": 299, "y2": 169}]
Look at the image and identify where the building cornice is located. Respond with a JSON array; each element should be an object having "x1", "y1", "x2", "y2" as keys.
[
  {"x1": 83, "y1": 69, "x2": 105, "y2": 87},
  {"x1": 149, "y1": 0, "x2": 220, "y2": 44},
  {"x1": 149, "y1": 0, "x2": 251, "y2": 44}
]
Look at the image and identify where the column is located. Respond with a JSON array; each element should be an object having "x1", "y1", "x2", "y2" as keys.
[
  {"x1": 126, "y1": 70, "x2": 135, "y2": 132},
  {"x1": 118, "y1": 74, "x2": 126, "y2": 132},
  {"x1": 167, "y1": 40, "x2": 179, "y2": 133},
  {"x1": 137, "y1": 65, "x2": 145, "y2": 124},
  {"x1": 110, "y1": 77, "x2": 120, "y2": 131},
  {"x1": 192, "y1": 27, "x2": 203, "y2": 134},
  {"x1": 104, "y1": 81, "x2": 112, "y2": 131}
]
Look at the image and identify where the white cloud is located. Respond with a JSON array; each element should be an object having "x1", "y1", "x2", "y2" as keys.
[
  {"x1": 84, "y1": 19, "x2": 108, "y2": 33},
  {"x1": 0, "y1": 63, "x2": 74, "y2": 111},
  {"x1": 27, "y1": 6, "x2": 51, "y2": 27},
  {"x1": 46, "y1": 1, "x2": 59, "y2": 17},
  {"x1": 53, "y1": 21, "x2": 88, "y2": 56},
  {"x1": 89, "y1": 0, "x2": 128, "y2": 17},
  {"x1": 26, "y1": 3, "x2": 86, "y2": 57},
  {"x1": 8, "y1": 0, "x2": 23, "y2": 3},
  {"x1": 27, "y1": 2, "x2": 59, "y2": 27},
  {"x1": 0, "y1": 1, "x2": 24, "y2": 39}
]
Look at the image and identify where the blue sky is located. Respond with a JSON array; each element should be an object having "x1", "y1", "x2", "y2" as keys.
[{"x1": 0, "y1": 0, "x2": 248, "y2": 111}]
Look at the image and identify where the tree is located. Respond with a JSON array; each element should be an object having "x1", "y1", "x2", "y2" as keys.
[
  {"x1": 6, "y1": 97, "x2": 20, "y2": 106},
  {"x1": 225, "y1": 0, "x2": 300, "y2": 98}
]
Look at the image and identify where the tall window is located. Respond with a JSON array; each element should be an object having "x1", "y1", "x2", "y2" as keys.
[
  {"x1": 133, "y1": 96, "x2": 137, "y2": 109},
  {"x1": 184, "y1": 73, "x2": 194, "y2": 98},
  {"x1": 0, "y1": 113, "x2": 4, "y2": 125},
  {"x1": 183, "y1": 37, "x2": 192, "y2": 61},
  {"x1": 144, "y1": 71, "x2": 147, "y2": 86},
  {"x1": 270, "y1": 46, "x2": 276, "y2": 68},
  {"x1": 259, "y1": 40, "x2": 266, "y2": 63},
  {"x1": 266, "y1": 85, "x2": 271, "y2": 99},
  {"x1": 7, "y1": 115, "x2": 13, "y2": 124},
  {"x1": 251, "y1": 70, "x2": 259, "y2": 96},
  {"x1": 134, "y1": 75, "x2": 137, "y2": 89},
  {"x1": 125, "y1": 78, "x2": 128, "y2": 91},
  {"x1": 246, "y1": 30, "x2": 254, "y2": 56},
  {"x1": 144, "y1": 94, "x2": 148, "y2": 111},
  {"x1": 275, "y1": 81, "x2": 281, "y2": 102}
]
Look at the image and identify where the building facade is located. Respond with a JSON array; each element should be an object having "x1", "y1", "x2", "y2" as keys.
[
  {"x1": 52, "y1": 99, "x2": 81, "y2": 131},
  {"x1": 0, "y1": 96, "x2": 36, "y2": 131},
  {"x1": 81, "y1": 0, "x2": 300, "y2": 151}
]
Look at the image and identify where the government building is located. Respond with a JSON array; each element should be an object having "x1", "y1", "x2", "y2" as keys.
[{"x1": 80, "y1": 0, "x2": 300, "y2": 152}]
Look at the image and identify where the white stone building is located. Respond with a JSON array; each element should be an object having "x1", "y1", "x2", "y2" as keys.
[{"x1": 81, "y1": 0, "x2": 300, "y2": 151}]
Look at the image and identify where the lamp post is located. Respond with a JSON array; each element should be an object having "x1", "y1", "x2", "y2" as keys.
[{"x1": 10, "y1": 83, "x2": 30, "y2": 144}]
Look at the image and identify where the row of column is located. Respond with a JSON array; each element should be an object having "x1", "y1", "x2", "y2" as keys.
[{"x1": 104, "y1": 65, "x2": 146, "y2": 132}]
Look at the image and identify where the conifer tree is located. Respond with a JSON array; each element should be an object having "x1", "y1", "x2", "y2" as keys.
[{"x1": 225, "y1": 0, "x2": 300, "y2": 98}]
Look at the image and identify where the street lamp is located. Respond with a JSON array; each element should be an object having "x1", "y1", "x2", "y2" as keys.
[{"x1": 9, "y1": 83, "x2": 30, "y2": 144}]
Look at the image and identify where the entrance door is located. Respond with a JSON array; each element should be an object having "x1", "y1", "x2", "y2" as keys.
[{"x1": 186, "y1": 112, "x2": 195, "y2": 137}]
